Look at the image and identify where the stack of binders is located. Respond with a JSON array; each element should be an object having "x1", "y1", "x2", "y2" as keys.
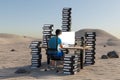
[
  {"x1": 63, "y1": 54, "x2": 80, "y2": 75},
  {"x1": 30, "y1": 41, "x2": 42, "y2": 69},
  {"x1": 42, "y1": 24, "x2": 54, "y2": 47},
  {"x1": 84, "y1": 32, "x2": 96, "y2": 65},
  {"x1": 74, "y1": 50, "x2": 81, "y2": 63},
  {"x1": 62, "y1": 49, "x2": 69, "y2": 54},
  {"x1": 62, "y1": 8, "x2": 72, "y2": 32},
  {"x1": 61, "y1": 8, "x2": 72, "y2": 55}
]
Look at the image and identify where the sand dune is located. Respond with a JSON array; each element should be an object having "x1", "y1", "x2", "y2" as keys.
[
  {"x1": 0, "y1": 33, "x2": 36, "y2": 44},
  {"x1": 0, "y1": 33, "x2": 23, "y2": 38},
  {"x1": 75, "y1": 29, "x2": 119, "y2": 39},
  {"x1": 0, "y1": 30, "x2": 120, "y2": 80},
  {"x1": 76, "y1": 29, "x2": 120, "y2": 46}
]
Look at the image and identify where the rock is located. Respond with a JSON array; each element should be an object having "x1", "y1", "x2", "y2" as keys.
[
  {"x1": 107, "y1": 51, "x2": 119, "y2": 58},
  {"x1": 15, "y1": 68, "x2": 30, "y2": 74},
  {"x1": 104, "y1": 45, "x2": 106, "y2": 47},
  {"x1": 10, "y1": 49, "x2": 16, "y2": 52},
  {"x1": 23, "y1": 36, "x2": 27, "y2": 38},
  {"x1": 101, "y1": 55, "x2": 108, "y2": 59}
]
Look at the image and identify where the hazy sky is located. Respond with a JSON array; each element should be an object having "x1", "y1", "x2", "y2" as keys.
[{"x1": 0, "y1": 0, "x2": 120, "y2": 38}]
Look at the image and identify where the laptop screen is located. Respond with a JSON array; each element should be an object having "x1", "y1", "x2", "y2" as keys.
[{"x1": 59, "y1": 32, "x2": 75, "y2": 46}]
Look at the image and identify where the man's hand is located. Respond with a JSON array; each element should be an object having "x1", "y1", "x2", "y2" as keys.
[{"x1": 60, "y1": 44, "x2": 63, "y2": 48}]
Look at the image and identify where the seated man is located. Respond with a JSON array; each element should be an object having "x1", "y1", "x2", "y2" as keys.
[{"x1": 48, "y1": 29, "x2": 64, "y2": 66}]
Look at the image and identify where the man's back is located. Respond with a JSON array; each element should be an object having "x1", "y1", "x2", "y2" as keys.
[{"x1": 48, "y1": 36, "x2": 62, "y2": 51}]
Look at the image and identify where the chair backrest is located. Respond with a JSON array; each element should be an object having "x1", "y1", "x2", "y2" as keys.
[
  {"x1": 46, "y1": 35, "x2": 59, "y2": 56},
  {"x1": 46, "y1": 35, "x2": 63, "y2": 60},
  {"x1": 46, "y1": 35, "x2": 58, "y2": 51}
]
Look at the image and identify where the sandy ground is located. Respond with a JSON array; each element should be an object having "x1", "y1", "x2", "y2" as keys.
[{"x1": 0, "y1": 34, "x2": 120, "y2": 80}]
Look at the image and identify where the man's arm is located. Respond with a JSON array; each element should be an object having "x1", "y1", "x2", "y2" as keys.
[
  {"x1": 58, "y1": 38, "x2": 63, "y2": 48},
  {"x1": 60, "y1": 44, "x2": 63, "y2": 48}
]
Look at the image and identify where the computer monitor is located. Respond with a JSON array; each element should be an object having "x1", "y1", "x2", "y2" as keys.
[{"x1": 59, "y1": 32, "x2": 75, "y2": 46}]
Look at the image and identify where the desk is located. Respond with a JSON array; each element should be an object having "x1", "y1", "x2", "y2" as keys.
[
  {"x1": 63, "y1": 46, "x2": 90, "y2": 50},
  {"x1": 40, "y1": 46, "x2": 90, "y2": 69},
  {"x1": 41, "y1": 46, "x2": 90, "y2": 49}
]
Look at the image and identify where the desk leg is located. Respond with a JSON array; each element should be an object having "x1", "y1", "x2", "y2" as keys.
[
  {"x1": 80, "y1": 49, "x2": 83, "y2": 69},
  {"x1": 46, "y1": 49, "x2": 50, "y2": 65},
  {"x1": 47, "y1": 55, "x2": 50, "y2": 65},
  {"x1": 80, "y1": 37, "x2": 84, "y2": 69}
]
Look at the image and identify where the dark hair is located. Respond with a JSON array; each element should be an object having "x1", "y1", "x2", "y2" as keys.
[{"x1": 55, "y1": 29, "x2": 62, "y2": 36}]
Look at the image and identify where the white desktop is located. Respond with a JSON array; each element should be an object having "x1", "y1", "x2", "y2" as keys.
[{"x1": 59, "y1": 32, "x2": 75, "y2": 47}]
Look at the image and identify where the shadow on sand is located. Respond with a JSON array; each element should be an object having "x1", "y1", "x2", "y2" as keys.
[{"x1": 0, "y1": 62, "x2": 66, "y2": 79}]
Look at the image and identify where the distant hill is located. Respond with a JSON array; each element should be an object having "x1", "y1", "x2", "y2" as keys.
[
  {"x1": 0, "y1": 33, "x2": 33, "y2": 38},
  {"x1": 0, "y1": 33, "x2": 38, "y2": 44},
  {"x1": 75, "y1": 29, "x2": 120, "y2": 46},
  {"x1": 76, "y1": 29, "x2": 118, "y2": 39}
]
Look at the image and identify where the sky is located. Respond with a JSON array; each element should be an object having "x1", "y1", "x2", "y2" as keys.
[{"x1": 0, "y1": 0, "x2": 120, "y2": 38}]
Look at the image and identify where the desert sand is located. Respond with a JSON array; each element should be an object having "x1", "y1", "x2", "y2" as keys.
[{"x1": 0, "y1": 30, "x2": 120, "y2": 80}]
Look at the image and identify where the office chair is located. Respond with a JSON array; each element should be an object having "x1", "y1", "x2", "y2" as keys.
[{"x1": 45, "y1": 35, "x2": 64, "y2": 72}]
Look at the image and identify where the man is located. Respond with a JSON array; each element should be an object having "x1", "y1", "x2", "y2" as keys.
[{"x1": 48, "y1": 29, "x2": 63, "y2": 66}]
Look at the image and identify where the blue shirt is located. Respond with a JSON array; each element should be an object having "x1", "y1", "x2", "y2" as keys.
[{"x1": 48, "y1": 36, "x2": 62, "y2": 51}]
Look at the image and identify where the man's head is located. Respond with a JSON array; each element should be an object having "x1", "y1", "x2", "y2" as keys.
[{"x1": 55, "y1": 29, "x2": 62, "y2": 36}]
